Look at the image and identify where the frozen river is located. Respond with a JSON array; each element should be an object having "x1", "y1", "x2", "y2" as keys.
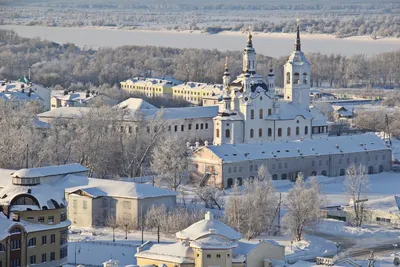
[{"x1": 1, "y1": 25, "x2": 399, "y2": 57}]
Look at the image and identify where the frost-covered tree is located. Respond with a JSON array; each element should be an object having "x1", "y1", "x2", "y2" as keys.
[
  {"x1": 225, "y1": 179, "x2": 279, "y2": 239},
  {"x1": 283, "y1": 175, "x2": 322, "y2": 241},
  {"x1": 195, "y1": 186, "x2": 224, "y2": 210},
  {"x1": 345, "y1": 164, "x2": 370, "y2": 227},
  {"x1": 257, "y1": 164, "x2": 272, "y2": 181},
  {"x1": 151, "y1": 136, "x2": 190, "y2": 190}
]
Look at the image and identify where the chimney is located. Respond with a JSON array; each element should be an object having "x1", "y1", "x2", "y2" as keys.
[
  {"x1": 204, "y1": 211, "x2": 214, "y2": 221},
  {"x1": 204, "y1": 141, "x2": 209, "y2": 147}
]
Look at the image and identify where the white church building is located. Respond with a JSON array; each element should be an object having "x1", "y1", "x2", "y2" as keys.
[
  {"x1": 214, "y1": 25, "x2": 326, "y2": 146},
  {"x1": 192, "y1": 26, "x2": 392, "y2": 188}
]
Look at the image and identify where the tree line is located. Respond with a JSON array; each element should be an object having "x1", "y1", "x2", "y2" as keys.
[{"x1": 1, "y1": 30, "x2": 399, "y2": 91}]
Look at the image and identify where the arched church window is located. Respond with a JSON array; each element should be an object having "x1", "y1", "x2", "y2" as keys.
[
  {"x1": 278, "y1": 128, "x2": 282, "y2": 137},
  {"x1": 268, "y1": 109, "x2": 272, "y2": 116},
  {"x1": 303, "y1": 73, "x2": 308, "y2": 84},
  {"x1": 259, "y1": 109, "x2": 263, "y2": 119},
  {"x1": 268, "y1": 128, "x2": 272, "y2": 137},
  {"x1": 250, "y1": 110, "x2": 254, "y2": 120},
  {"x1": 305, "y1": 126, "x2": 308, "y2": 135},
  {"x1": 287, "y1": 127, "x2": 291, "y2": 136},
  {"x1": 216, "y1": 129, "x2": 220, "y2": 138},
  {"x1": 296, "y1": 126, "x2": 300, "y2": 136},
  {"x1": 250, "y1": 129, "x2": 254, "y2": 138},
  {"x1": 259, "y1": 128, "x2": 262, "y2": 137},
  {"x1": 225, "y1": 129, "x2": 230, "y2": 138},
  {"x1": 286, "y1": 72, "x2": 291, "y2": 84},
  {"x1": 294, "y1": 73, "x2": 300, "y2": 84}
]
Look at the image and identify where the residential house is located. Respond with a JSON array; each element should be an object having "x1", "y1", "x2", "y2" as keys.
[
  {"x1": 64, "y1": 178, "x2": 177, "y2": 228},
  {"x1": 135, "y1": 211, "x2": 285, "y2": 267}
]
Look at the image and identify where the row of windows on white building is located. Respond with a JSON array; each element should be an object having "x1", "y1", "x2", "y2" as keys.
[{"x1": 217, "y1": 126, "x2": 309, "y2": 138}]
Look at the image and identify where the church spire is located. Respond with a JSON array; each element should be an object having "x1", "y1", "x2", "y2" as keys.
[
  {"x1": 242, "y1": 26, "x2": 256, "y2": 74},
  {"x1": 294, "y1": 19, "x2": 301, "y2": 52},
  {"x1": 223, "y1": 57, "x2": 231, "y2": 89}
]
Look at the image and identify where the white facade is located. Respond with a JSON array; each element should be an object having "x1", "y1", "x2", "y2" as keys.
[{"x1": 213, "y1": 27, "x2": 322, "y2": 146}]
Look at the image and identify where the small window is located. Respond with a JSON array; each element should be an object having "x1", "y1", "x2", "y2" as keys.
[
  {"x1": 207, "y1": 254, "x2": 211, "y2": 258},
  {"x1": 296, "y1": 126, "x2": 300, "y2": 135},
  {"x1": 259, "y1": 109, "x2": 263, "y2": 119},
  {"x1": 41, "y1": 253, "x2": 47, "y2": 263},
  {"x1": 305, "y1": 126, "x2": 308, "y2": 135},
  {"x1": 38, "y1": 216, "x2": 45, "y2": 223},
  {"x1": 278, "y1": 128, "x2": 282, "y2": 137},
  {"x1": 250, "y1": 129, "x2": 254, "y2": 138},
  {"x1": 42, "y1": 235, "x2": 47, "y2": 245},
  {"x1": 30, "y1": 255, "x2": 36, "y2": 264},
  {"x1": 201, "y1": 123, "x2": 204, "y2": 130},
  {"x1": 217, "y1": 254, "x2": 221, "y2": 258},
  {"x1": 73, "y1": 200, "x2": 77, "y2": 208},
  {"x1": 225, "y1": 129, "x2": 230, "y2": 138},
  {"x1": 174, "y1": 125, "x2": 178, "y2": 132},
  {"x1": 227, "y1": 254, "x2": 230, "y2": 258},
  {"x1": 268, "y1": 109, "x2": 272, "y2": 116},
  {"x1": 188, "y1": 124, "x2": 192, "y2": 130},
  {"x1": 287, "y1": 127, "x2": 291, "y2": 136},
  {"x1": 51, "y1": 234, "x2": 55, "y2": 244},
  {"x1": 250, "y1": 109, "x2": 254, "y2": 120},
  {"x1": 286, "y1": 72, "x2": 291, "y2": 84},
  {"x1": 205, "y1": 123, "x2": 208, "y2": 129},
  {"x1": 48, "y1": 216, "x2": 54, "y2": 224},
  {"x1": 196, "y1": 123, "x2": 199, "y2": 130},
  {"x1": 259, "y1": 128, "x2": 262, "y2": 137},
  {"x1": 216, "y1": 129, "x2": 220, "y2": 138},
  {"x1": 228, "y1": 167, "x2": 232, "y2": 173},
  {"x1": 268, "y1": 128, "x2": 272, "y2": 137},
  {"x1": 181, "y1": 125, "x2": 184, "y2": 131},
  {"x1": 197, "y1": 254, "x2": 200, "y2": 257},
  {"x1": 83, "y1": 201, "x2": 87, "y2": 209},
  {"x1": 28, "y1": 237, "x2": 36, "y2": 247}
]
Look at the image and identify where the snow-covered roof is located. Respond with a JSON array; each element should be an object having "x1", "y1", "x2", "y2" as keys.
[
  {"x1": 135, "y1": 241, "x2": 194, "y2": 264},
  {"x1": 310, "y1": 106, "x2": 328, "y2": 127},
  {"x1": 0, "y1": 168, "x2": 17, "y2": 187},
  {"x1": 191, "y1": 235, "x2": 238, "y2": 249},
  {"x1": 0, "y1": 213, "x2": 19, "y2": 240},
  {"x1": 38, "y1": 107, "x2": 89, "y2": 119},
  {"x1": 0, "y1": 182, "x2": 67, "y2": 210},
  {"x1": 12, "y1": 164, "x2": 88, "y2": 179},
  {"x1": 173, "y1": 82, "x2": 223, "y2": 92},
  {"x1": 38, "y1": 106, "x2": 219, "y2": 121},
  {"x1": 65, "y1": 177, "x2": 177, "y2": 199},
  {"x1": 122, "y1": 77, "x2": 182, "y2": 87},
  {"x1": 117, "y1": 98, "x2": 157, "y2": 110},
  {"x1": 142, "y1": 106, "x2": 218, "y2": 120},
  {"x1": 266, "y1": 101, "x2": 312, "y2": 120},
  {"x1": 0, "y1": 91, "x2": 41, "y2": 102},
  {"x1": 176, "y1": 212, "x2": 241, "y2": 241},
  {"x1": 365, "y1": 196, "x2": 400, "y2": 214},
  {"x1": 200, "y1": 133, "x2": 389, "y2": 163},
  {"x1": 286, "y1": 50, "x2": 310, "y2": 65}
]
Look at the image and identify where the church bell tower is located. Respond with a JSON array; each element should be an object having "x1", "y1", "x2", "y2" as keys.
[{"x1": 283, "y1": 21, "x2": 311, "y2": 111}]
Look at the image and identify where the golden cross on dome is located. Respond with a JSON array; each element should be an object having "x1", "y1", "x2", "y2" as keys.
[{"x1": 247, "y1": 25, "x2": 252, "y2": 42}]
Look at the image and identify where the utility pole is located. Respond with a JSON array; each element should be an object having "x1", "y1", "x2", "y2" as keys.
[
  {"x1": 25, "y1": 144, "x2": 29, "y2": 168},
  {"x1": 157, "y1": 224, "x2": 160, "y2": 244},
  {"x1": 141, "y1": 206, "x2": 144, "y2": 244}
]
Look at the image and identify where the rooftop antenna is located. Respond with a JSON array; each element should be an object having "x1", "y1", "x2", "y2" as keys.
[{"x1": 25, "y1": 144, "x2": 29, "y2": 168}]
